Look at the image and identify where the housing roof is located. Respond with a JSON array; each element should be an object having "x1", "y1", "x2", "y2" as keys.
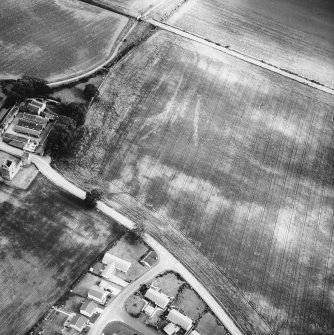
[
  {"x1": 88, "y1": 285, "x2": 107, "y2": 301},
  {"x1": 69, "y1": 314, "x2": 88, "y2": 331},
  {"x1": 102, "y1": 252, "x2": 131, "y2": 272},
  {"x1": 80, "y1": 300, "x2": 98, "y2": 316},
  {"x1": 101, "y1": 262, "x2": 116, "y2": 279},
  {"x1": 167, "y1": 309, "x2": 192, "y2": 330},
  {"x1": 3, "y1": 132, "x2": 29, "y2": 143},
  {"x1": 190, "y1": 331, "x2": 201, "y2": 335},
  {"x1": 144, "y1": 287, "x2": 170, "y2": 309}
]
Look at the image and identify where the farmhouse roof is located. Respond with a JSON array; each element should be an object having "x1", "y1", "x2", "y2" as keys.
[
  {"x1": 144, "y1": 287, "x2": 170, "y2": 309},
  {"x1": 80, "y1": 300, "x2": 98, "y2": 317},
  {"x1": 167, "y1": 309, "x2": 192, "y2": 331},
  {"x1": 102, "y1": 252, "x2": 131, "y2": 273},
  {"x1": 69, "y1": 314, "x2": 88, "y2": 332}
]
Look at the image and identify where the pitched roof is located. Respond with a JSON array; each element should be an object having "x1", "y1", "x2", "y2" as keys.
[
  {"x1": 80, "y1": 300, "x2": 98, "y2": 316},
  {"x1": 88, "y1": 285, "x2": 107, "y2": 301},
  {"x1": 190, "y1": 331, "x2": 201, "y2": 335},
  {"x1": 167, "y1": 309, "x2": 192, "y2": 330},
  {"x1": 101, "y1": 262, "x2": 116, "y2": 279},
  {"x1": 69, "y1": 314, "x2": 88, "y2": 331},
  {"x1": 164, "y1": 322, "x2": 180, "y2": 335},
  {"x1": 102, "y1": 252, "x2": 131, "y2": 272},
  {"x1": 144, "y1": 288, "x2": 170, "y2": 309}
]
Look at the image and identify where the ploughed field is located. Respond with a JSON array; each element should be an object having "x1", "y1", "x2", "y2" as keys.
[
  {"x1": 0, "y1": 174, "x2": 122, "y2": 335},
  {"x1": 62, "y1": 31, "x2": 334, "y2": 334},
  {"x1": 0, "y1": 0, "x2": 128, "y2": 81},
  {"x1": 165, "y1": 0, "x2": 334, "y2": 88}
]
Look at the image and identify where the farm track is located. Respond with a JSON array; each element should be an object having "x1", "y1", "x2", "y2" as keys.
[{"x1": 77, "y1": 0, "x2": 334, "y2": 96}]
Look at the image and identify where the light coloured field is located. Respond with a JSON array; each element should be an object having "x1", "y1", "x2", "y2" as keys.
[
  {"x1": 0, "y1": 0, "x2": 128, "y2": 81},
  {"x1": 0, "y1": 175, "x2": 122, "y2": 335},
  {"x1": 59, "y1": 30, "x2": 334, "y2": 334},
  {"x1": 166, "y1": 0, "x2": 334, "y2": 88}
]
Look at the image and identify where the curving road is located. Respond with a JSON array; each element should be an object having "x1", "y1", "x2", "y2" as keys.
[{"x1": 0, "y1": 141, "x2": 243, "y2": 335}]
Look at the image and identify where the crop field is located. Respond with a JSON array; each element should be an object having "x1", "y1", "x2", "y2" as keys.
[
  {"x1": 165, "y1": 0, "x2": 334, "y2": 88},
  {"x1": 0, "y1": 0, "x2": 128, "y2": 81},
  {"x1": 60, "y1": 30, "x2": 334, "y2": 334},
  {"x1": 0, "y1": 174, "x2": 123, "y2": 335}
]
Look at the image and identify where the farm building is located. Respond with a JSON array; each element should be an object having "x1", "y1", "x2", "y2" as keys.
[
  {"x1": 69, "y1": 314, "x2": 88, "y2": 332},
  {"x1": 3, "y1": 133, "x2": 30, "y2": 148},
  {"x1": 101, "y1": 262, "x2": 116, "y2": 280},
  {"x1": 27, "y1": 99, "x2": 46, "y2": 115},
  {"x1": 99, "y1": 280, "x2": 121, "y2": 295},
  {"x1": 164, "y1": 322, "x2": 180, "y2": 335},
  {"x1": 80, "y1": 300, "x2": 99, "y2": 318},
  {"x1": 0, "y1": 106, "x2": 18, "y2": 135},
  {"x1": 102, "y1": 252, "x2": 131, "y2": 273},
  {"x1": 14, "y1": 118, "x2": 46, "y2": 137},
  {"x1": 88, "y1": 285, "x2": 108, "y2": 305},
  {"x1": 144, "y1": 287, "x2": 170, "y2": 309},
  {"x1": 167, "y1": 309, "x2": 192, "y2": 331},
  {"x1": 1, "y1": 158, "x2": 22, "y2": 181},
  {"x1": 21, "y1": 112, "x2": 48, "y2": 125}
]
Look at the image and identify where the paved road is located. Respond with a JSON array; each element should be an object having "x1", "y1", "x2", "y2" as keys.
[
  {"x1": 90, "y1": 234, "x2": 243, "y2": 335},
  {"x1": 0, "y1": 142, "x2": 243, "y2": 334}
]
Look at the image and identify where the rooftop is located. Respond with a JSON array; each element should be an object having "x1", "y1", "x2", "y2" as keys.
[
  {"x1": 144, "y1": 287, "x2": 170, "y2": 309},
  {"x1": 167, "y1": 309, "x2": 192, "y2": 331}
]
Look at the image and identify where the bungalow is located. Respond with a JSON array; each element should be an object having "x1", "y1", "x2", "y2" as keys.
[
  {"x1": 69, "y1": 314, "x2": 88, "y2": 332},
  {"x1": 88, "y1": 285, "x2": 108, "y2": 305},
  {"x1": 101, "y1": 262, "x2": 116, "y2": 280},
  {"x1": 164, "y1": 322, "x2": 180, "y2": 335},
  {"x1": 102, "y1": 252, "x2": 131, "y2": 273},
  {"x1": 80, "y1": 300, "x2": 99, "y2": 318},
  {"x1": 167, "y1": 309, "x2": 192, "y2": 331},
  {"x1": 144, "y1": 287, "x2": 170, "y2": 309}
]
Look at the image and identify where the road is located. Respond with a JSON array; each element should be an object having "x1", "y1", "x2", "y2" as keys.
[
  {"x1": 0, "y1": 142, "x2": 243, "y2": 335},
  {"x1": 89, "y1": 234, "x2": 243, "y2": 335}
]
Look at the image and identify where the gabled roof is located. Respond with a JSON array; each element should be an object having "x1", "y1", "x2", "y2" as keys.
[
  {"x1": 69, "y1": 314, "x2": 88, "y2": 331},
  {"x1": 101, "y1": 262, "x2": 116, "y2": 279},
  {"x1": 164, "y1": 322, "x2": 180, "y2": 335},
  {"x1": 88, "y1": 285, "x2": 107, "y2": 301},
  {"x1": 80, "y1": 300, "x2": 98, "y2": 316},
  {"x1": 102, "y1": 252, "x2": 131, "y2": 272},
  {"x1": 167, "y1": 309, "x2": 192, "y2": 331},
  {"x1": 144, "y1": 287, "x2": 170, "y2": 309}
]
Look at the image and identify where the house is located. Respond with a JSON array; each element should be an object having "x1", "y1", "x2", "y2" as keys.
[
  {"x1": 99, "y1": 280, "x2": 121, "y2": 295},
  {"x1": 1, "y1": 158, "x2": 22, "y2": 180},
  {"x1": 80, "y1": 300, "x2": 99, "y2": 318},
  {"x1": 167, "y1": 309, "x2": 192, "y2": 331},
  {"x1": 88, "y1": 285, "x2": 108, "y2": 305},
  {"x1": 190, "y1": 330, "x2": 201, "y2": 335},
  {"x1": 69, "y1": 314, "x2": 88, "y2": 332},
  {"x1": 102, "y1": 252, "x2": 131, "y2": 273},
  {"x1": 27, "y1": 99, "x2": 46, "y2": 115},
  {"x1": 101, "y1": 262, "x2": 116, "y2": 280},
  {"x1": 144, "y1": 287, "x2": 170, "y2": 309},
  {"x1": 163, "y1": 322, "x2": 180, "y2": 335},
  {"x1": 140, "y1": 250, "x2": 158, "y2": 268}
]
